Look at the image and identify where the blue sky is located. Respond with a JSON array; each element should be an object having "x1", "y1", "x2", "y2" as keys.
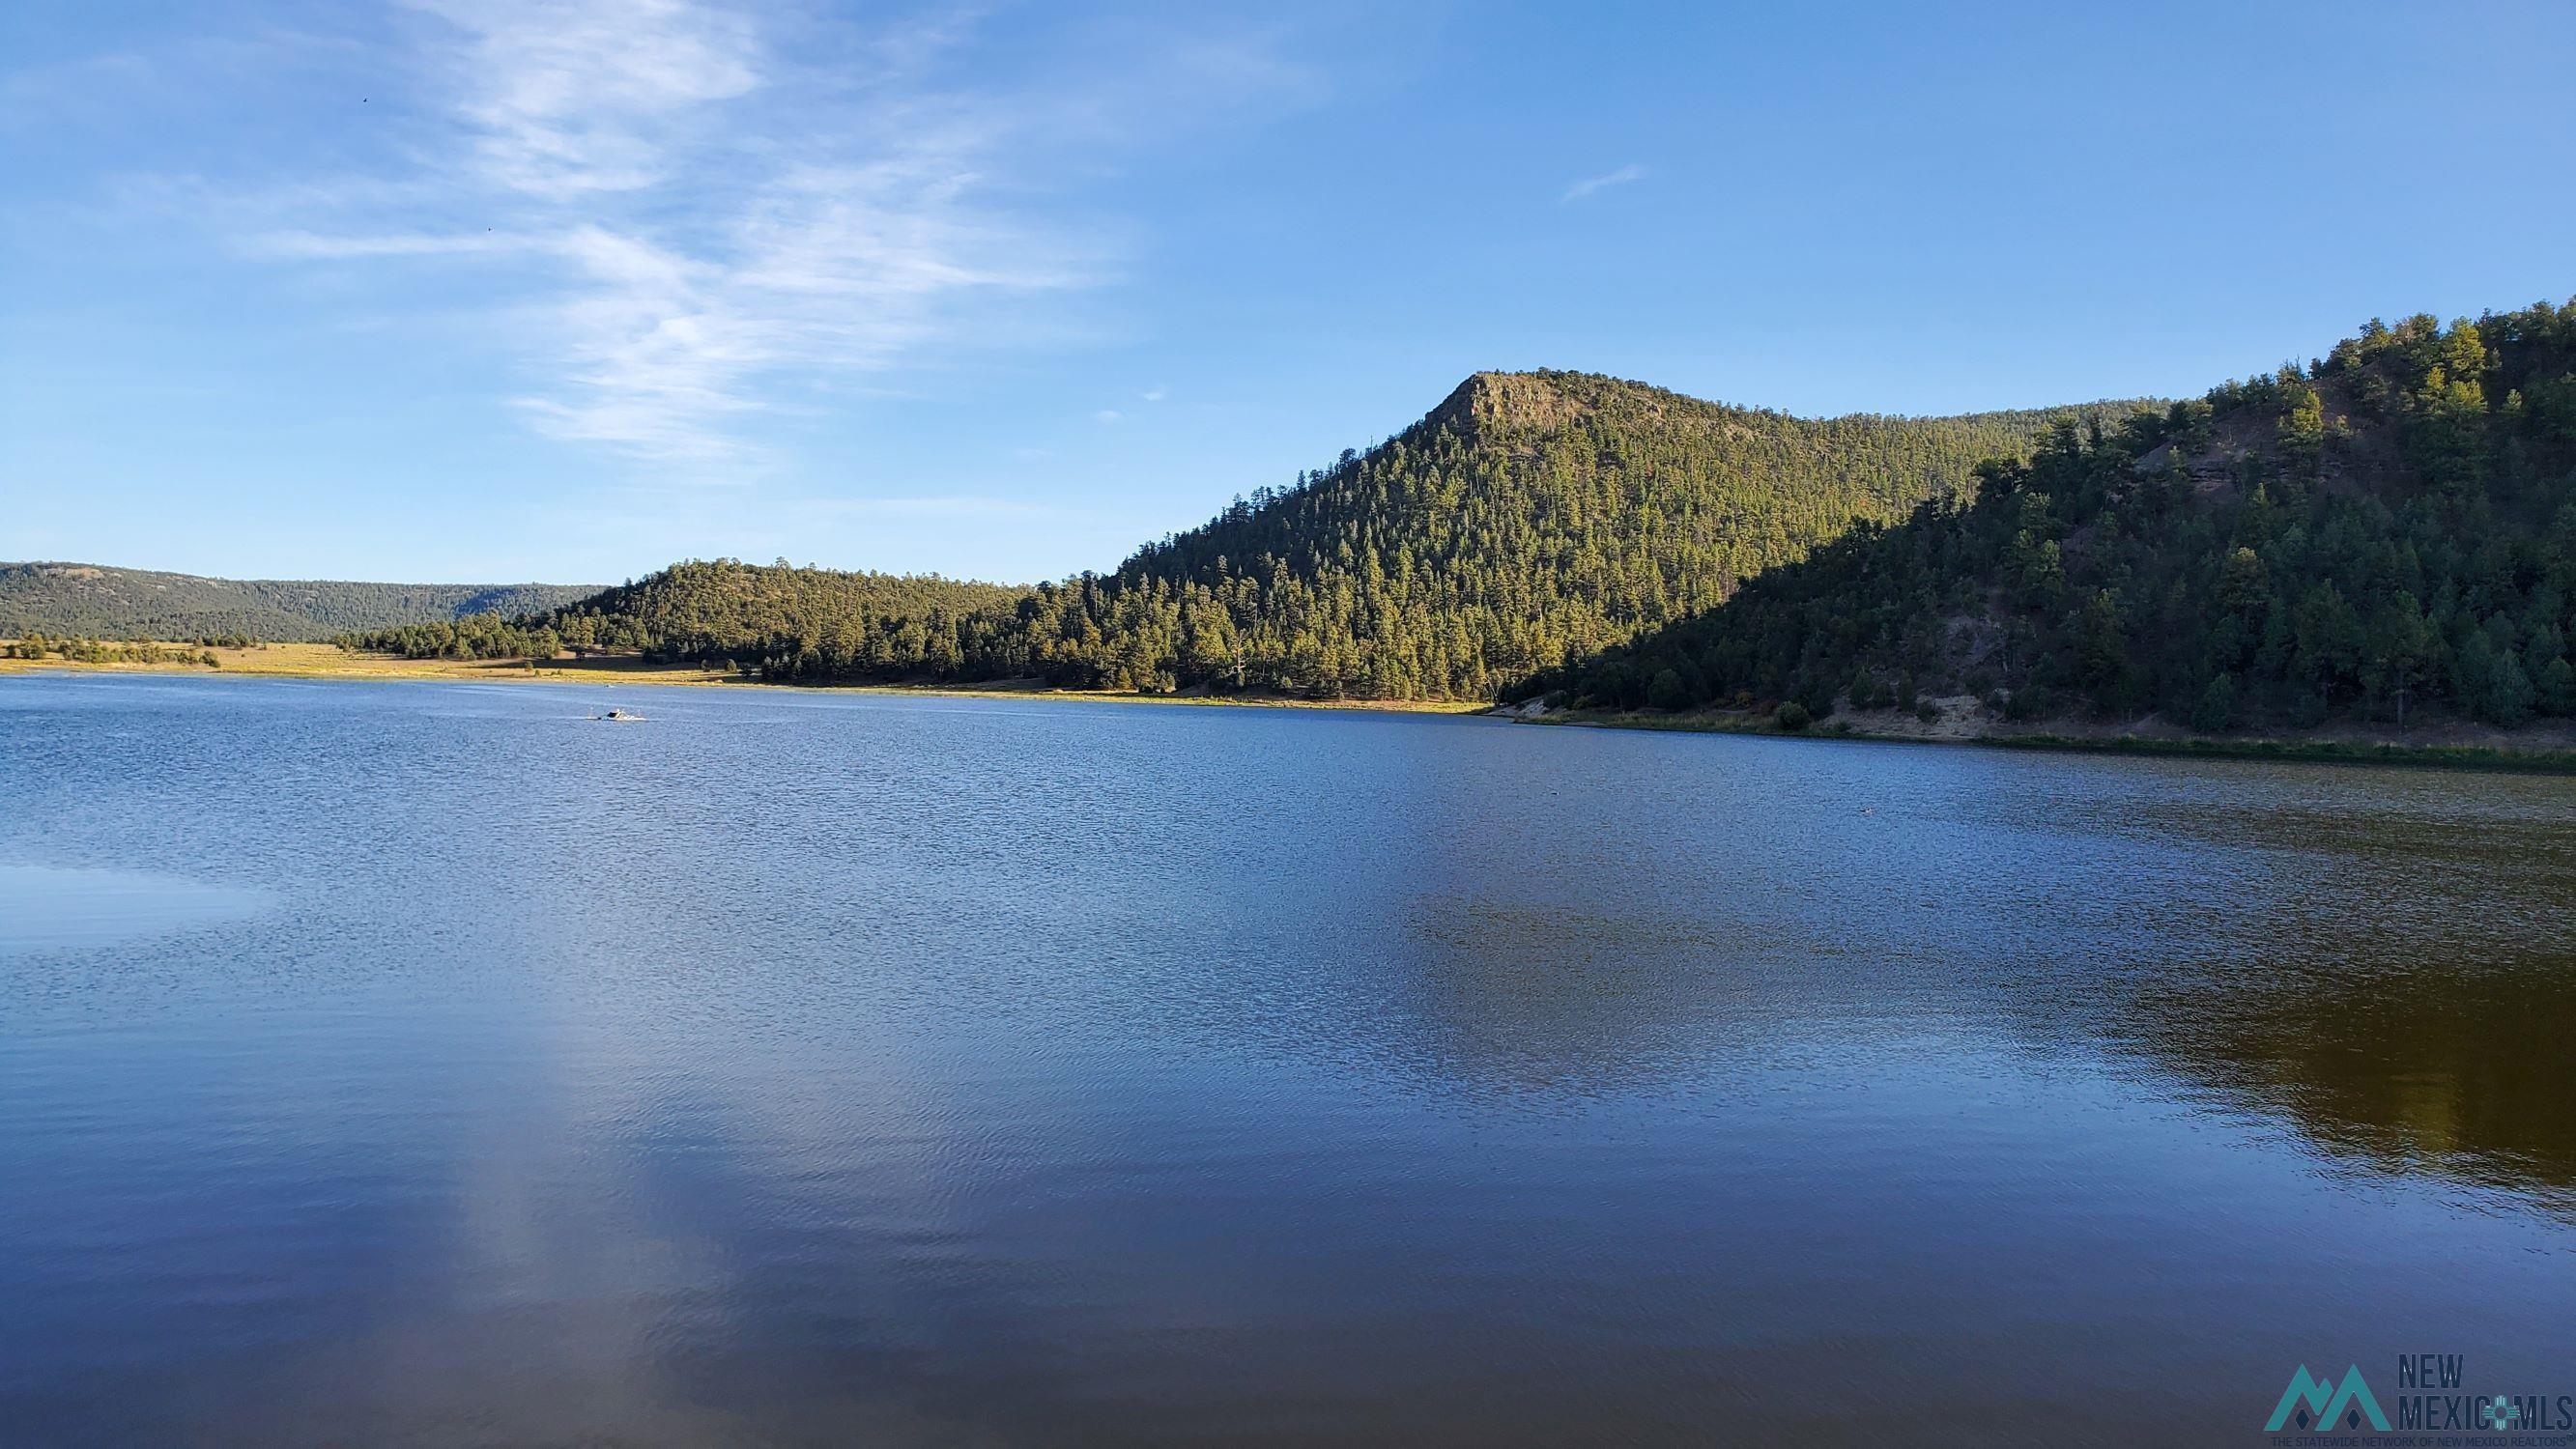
[{"x1": 6, "y1": 1, "x2": 2572, "y2": 585}]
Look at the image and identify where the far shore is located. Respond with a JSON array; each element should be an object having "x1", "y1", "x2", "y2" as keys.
[
  {"x1": 1522, "y1": 700, "x2": 2576, "y2": 774},
  {"x1": 0, "y1": 642, "x2": 1487, "y2": 716},
  {"x1": 15, "y1": 642, "x2": 2576, "y2": 772}
]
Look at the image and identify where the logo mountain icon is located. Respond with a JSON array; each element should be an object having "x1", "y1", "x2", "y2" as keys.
[{"x1": 2266, "y1": 1365, "x2": 2390, "y2": 1433}]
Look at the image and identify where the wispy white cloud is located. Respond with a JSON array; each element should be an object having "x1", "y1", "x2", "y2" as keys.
[
  {"x1": 410, "y1": 0, "x2": 758, "y2": 200},
  {"x1": 231, "y1": 0, "x2": 1298, "y2": 469},
  {"x1": 43, "y1": 0, "x2": 1340, "y2": 497},
  {"x1": 1093, "y1": 409, "x2": 1124, "y2": 424},
  {"x1": 1560, "y1": 162, "x2": 1646, "y2": 204},
  {"x1": 252, "y1": 227, "x2": 527, "y2": 259}
]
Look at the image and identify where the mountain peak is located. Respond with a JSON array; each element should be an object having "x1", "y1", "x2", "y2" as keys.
[{"x1": 1430, "y1": 371, "x2": 1583, "y2": 437}]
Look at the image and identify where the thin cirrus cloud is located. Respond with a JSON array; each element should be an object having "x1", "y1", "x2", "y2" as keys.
[
  {"x1": 1560, "y1": 162, "x2": 1645, "y2": 203},
  {"x1": 242, "y1": 0, "x2": 1172, "y2": 469},
  {"x1": 417, "y1": 0, "x2": 759, "y2": 200}
]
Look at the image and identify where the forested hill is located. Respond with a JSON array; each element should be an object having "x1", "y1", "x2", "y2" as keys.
[
  {"x1": 0, "y1": 563, "x2": 596, "y2": 642},
  {"x1": 334, "y1": 562, "x2": 1030, "y2": 665},
  {"x1": 494, "y1": 373, "x2": 2140, "y2": 696},
  {"x1": 551, "y1": 563, "x2": 1030, "y2": 668},
  {"x1": 1517, "y1": 302, "x2": 2576, "y2": 733},
  {"x1": 1037, "y1": 372, "x2": 2144, "y2": 698}
]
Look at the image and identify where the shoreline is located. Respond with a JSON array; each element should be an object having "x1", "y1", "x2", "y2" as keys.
[
  {"x1": 14, "y1": 648, "x2": 2576, "y2": 770},
  {"x1": 0, "y1": 647, "x2": 1487, "y2": 717},
  {"x1": 1520, "y1": 706, "x2": 2576, "y2": 775}
]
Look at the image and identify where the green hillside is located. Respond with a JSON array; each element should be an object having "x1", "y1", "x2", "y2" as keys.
[
  {"x1": 992, "y1": 373, "x2": 2144, "y2": 698},
  {"x1": 0, "y1": 563, "x2": 598, "y2": 642},
  {"x1": 454, "y1": 374, "x2": 2139, "y2": 697},
  {"x1": 1520, "y1": 302, "x2": 2576, "y2": 732},
  {"x1": 339, "y1": 560, "x2": 1030, "y2": 666}
]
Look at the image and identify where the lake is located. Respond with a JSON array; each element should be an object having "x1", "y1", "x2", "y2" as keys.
[{"x1": 3, "y1": 671, "x2": 2572, "y2": 1446}]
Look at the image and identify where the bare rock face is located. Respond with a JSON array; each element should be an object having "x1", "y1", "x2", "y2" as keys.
[{"x1": 1429, "y1": 372, "x2": 1581, "y2": 438}]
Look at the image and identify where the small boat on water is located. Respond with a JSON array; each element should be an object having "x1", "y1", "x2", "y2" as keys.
[{"x1": 587, "y1": 708, "x2": 645, "y2": 722}]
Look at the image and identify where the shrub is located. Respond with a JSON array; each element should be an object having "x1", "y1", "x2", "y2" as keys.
[
  {"x1": 2191, "y1": 674, "x2": 2238, "y2": 733},
  {"x1": 1646, "y1": 668, "x2": 1691, "y2": 711},
  {"x1": 2003, "y1": 683, "x2": 2053, "y2": 722}
]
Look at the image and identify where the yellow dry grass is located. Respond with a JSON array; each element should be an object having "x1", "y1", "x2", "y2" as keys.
[{"x1": 0, "y1": 642, "x2": 1489, "y2": 714}]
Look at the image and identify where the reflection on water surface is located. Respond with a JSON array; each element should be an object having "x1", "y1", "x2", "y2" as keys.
[{"x1": 2, "y1": 672, "x2": 2570, "y2": 1446}]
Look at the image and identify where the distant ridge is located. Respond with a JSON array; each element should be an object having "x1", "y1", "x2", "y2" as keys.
[{"x1": 0, "y1": 562, "x2": 598, "y2": 641}]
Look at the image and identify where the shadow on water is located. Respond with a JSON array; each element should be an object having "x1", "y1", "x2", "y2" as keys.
[
  {"x1": 2115, "y1": 952, "x2": 2576, "y2": 1207},
  {"x1": 1972, "y1": 764, "x2": 2576, "y2": 1211}
]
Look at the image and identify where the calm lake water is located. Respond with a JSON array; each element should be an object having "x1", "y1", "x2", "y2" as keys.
[{"x1": 4, "y1": 671, "x2": 2573, "y2": 1446}]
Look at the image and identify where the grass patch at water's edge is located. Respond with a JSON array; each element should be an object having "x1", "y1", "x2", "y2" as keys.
[{"x1": 0, "y1": 644, "x2": 1486, "y2": 715}]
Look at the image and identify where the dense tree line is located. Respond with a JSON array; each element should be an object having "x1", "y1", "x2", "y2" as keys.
[
  {"x1": 0, "y1": 563, "x2": 596, "y2": 641},
  {"x1": 543, "y1": 562, "x2": 1031, "y2": 676},
  {"x1": 415, "y1": 374, "x2": 2130, "y2": 695},
  {"x1": 342, "y1": 561, "x2": 1033, "y2": 675},
  {"x1": 339, "y1": 611, "x2": 568, "y2": 662},
  {"x1": 1519, "y1": 303, "x2": 2576, "y2": 733}
]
